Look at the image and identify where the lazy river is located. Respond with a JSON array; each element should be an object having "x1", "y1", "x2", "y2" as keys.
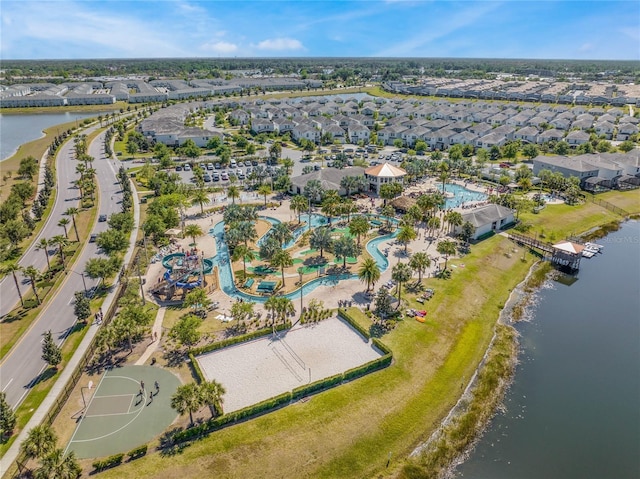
[{"x1": 209, "y1": 214, "x2": 398, "y2": 303}]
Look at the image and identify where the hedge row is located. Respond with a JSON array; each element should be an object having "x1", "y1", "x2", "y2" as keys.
[
  {"x1": 291, "y1": 373, "x2": 344, "y2": 401},
  {"x1": 127, "y1": 444, "x2": 148, "y2": 460},
  {"x1": 372, "y1": 337, "x2": 391, "y2": 355},
  {"x1": 338, "y1": 309, "x2": 370, "y2": 340},
  {"x1": 188, "y1": 352, "x2": 206, "y2": 383},
  {"x1": 172, "y1": 392, "x2": 293, "y2": 444},
  {"x1": 191, "y1": 323, "x2": 288, "y2": 357},
  {"x1": 343, "y1": 354, "x2": 392, "y2": 382},
  {"x1": 92, "y1": 453, "x2": 124, "y2": 472}
]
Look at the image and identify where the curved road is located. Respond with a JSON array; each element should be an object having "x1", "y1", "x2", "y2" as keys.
[
  {"x1": 0, "y1": 124, "x2": 99, "y2": 318},
  {"x1": 0, "y1": 128, "x2": 125, "y2": 408}
]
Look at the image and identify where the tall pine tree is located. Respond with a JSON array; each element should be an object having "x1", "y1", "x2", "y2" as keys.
[{"x1": 41, "y1": 330, "x2": 62, "y2": 370}]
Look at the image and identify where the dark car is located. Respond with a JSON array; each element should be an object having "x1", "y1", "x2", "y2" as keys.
[
  {"x1": 98, "y1": 214, "x2": 107, "y2": 222},
  {"x1": 89, "y1": 234, "x2": 97, "y2": 243}
]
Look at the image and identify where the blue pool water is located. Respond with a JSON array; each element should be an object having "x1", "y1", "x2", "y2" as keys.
[
  {"x1": 209, "y1": 214, "x2": 398, "y2": 303},
  {"x1": 442, "y1": 183, "x2": 487, "y2": 208},
  {"x1": 257, "y1": 214, "x2": 328, "y2": 250}
]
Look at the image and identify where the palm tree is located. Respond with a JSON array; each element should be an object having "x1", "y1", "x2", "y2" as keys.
[
  {"x1": 171, "y1": 383, "x2": 202, "y2": 427},
  {"x1": 427, "y1": 216, "x2": 441, "y2": 238},
  {"x1": 270, "y1": 250, "x2": 293, "y2": 287},
  {"x1": 232, "y1": 244, "x2": 255, "y2": 277},
  {"x1": 33, "y1": 448, "x2": 81, "y2": 479},
  {"x1": 437, "y1": 239, "x2": 457, "y2": 271},
  {"x1": 2, "y1": 262, "x2": 24, "y2": 307},
  {"x1": 437, "y1": 161, "x2": 450, "y2": 193},
  {"x1": 20, "y1": 424, "x2": 57, "y2": 462},
  {"x1": 57, "y1": 218, "x2": 70, "y2": 239},
  {"x1": 227, "y1": 185, "x2": 240, "y2": 204},
  {"x1": 396, "y1": 224, "x2": 417, "y2": 254},
  {"x1": 391, "y1": 262, "x2": 412, "y2": 308},
  {"x1": 340, "y1": 175, "x2": 359, "y2": 197},
  {"x1": 358, "y1": 258, "x2": 381, "y2": 292},
  {"x1": 63, "y1": 207, "x2": 80, "y2": 242},
  {"x1": 309, "y1": 227, "x2": 332, "y2": 258},
  {"x1": 184, "y1": 224, "x2": 204, "y2": 246},
  {"x1": 274, "y1": 296, "x2": 295, "y2": 326},
  {"x1": 36, "y1": 238, "x2": 52, "y2": 271},
  {"x1": 320, "y1": 191, "x2": 340, "y2": 226},
  {"x1": 191, "y1": 189, "x2": 210, "y2": 215},
  {"x1": 199, "y1": 380, "x2": 226, "y2": 418},
  {"x1": 303, "y1": 179, "x2": 324, "y2": 207},
  {"x1": 270, "y1": 222, "x2": 293, "y2": 247},
  {"x1": 409, "y1": 252, "x2": 431, "y2": 283},
  {"x1": 333, "y1": 235, "x2": 358, "y2": 268},
  {"x1": 257, "y1": 184, "x2": 272, "y2": 206},
  {"x1": 349, "y1": 216, "x2": 370, "y2": 247},
  {"x1": 290, "y1": 195, "x2": 308, "y2": 224},
  {"x1": 22, "y1": 266, "x2": 41, "y2": 304},
  {"x1": 445, "y1": 210, "x2": 463, "y2": 234},
  {"x1": 341, "y1": 198, "x2": 358, "y2": 222},
  {"x1": 236, "y1": 220, "x2": 258, "y2": 247}
]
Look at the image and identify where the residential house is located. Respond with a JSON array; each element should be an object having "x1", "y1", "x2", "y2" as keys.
[
  {"x1": 348, "y1": 123, "x2": 371, "y2": 144},
  {"x1": 513, "y1": 126, "x2": 539, "y2": 144},
  {"x1": 565, "y1": 130, "x2": 590, "y2": 146}
]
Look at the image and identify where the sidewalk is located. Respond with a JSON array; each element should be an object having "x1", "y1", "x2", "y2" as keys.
[{"x1": 0, "y1": 145, "x2": 141, "y2": 475}]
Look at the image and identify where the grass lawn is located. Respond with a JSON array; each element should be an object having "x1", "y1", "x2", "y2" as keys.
[
  {"x1": 25, "y1": 191, "x2": 632, "y2": 478},
  {"x1": 94, "y1": 235, "x2": 533, "y2": 479}
]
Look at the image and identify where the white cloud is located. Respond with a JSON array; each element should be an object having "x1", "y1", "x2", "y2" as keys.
[
  {"x1": 579, "y1": 43, "x2": 594, "y2": 53},
  {"x1": 374, "y1": 2, "x2": 501, "y2": 57},
  {"x1": 201, "y1": 41, "x2": 238, "y2": 54},
  {"x1": 257, "y1": 38, "x2": 304, "y2": 51}
]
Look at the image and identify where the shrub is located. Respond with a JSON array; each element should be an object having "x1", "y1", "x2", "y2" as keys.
[
  {"x1": 92, "y1": 453, "x2": 124, "y2": 471},
  {"x1": 127, "y1": 444, "x2": 148, "y2": 460}
]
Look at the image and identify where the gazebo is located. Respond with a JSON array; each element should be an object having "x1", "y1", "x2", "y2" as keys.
[{"x1": 364, "y1": 163, "x2": 406, "y2": 195}]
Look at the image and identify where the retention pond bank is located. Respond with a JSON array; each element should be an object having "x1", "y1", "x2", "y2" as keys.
[{"x1": 455, "y1": 220, "x2": 640, "y2": 479}]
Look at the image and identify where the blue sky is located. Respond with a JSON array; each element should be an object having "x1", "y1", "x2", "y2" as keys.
[{"x1": 1, "y1": 1, "x2": 638, "y2": 60}]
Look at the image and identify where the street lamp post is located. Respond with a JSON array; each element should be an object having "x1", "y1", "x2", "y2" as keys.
[{"x1": 71, "y1": 270, "x2": 88, "y2": 295}]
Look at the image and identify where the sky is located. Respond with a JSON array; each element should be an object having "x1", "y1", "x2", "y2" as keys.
[{"x1": 1, "y1": 1, "x2": 639, "y2": 61}]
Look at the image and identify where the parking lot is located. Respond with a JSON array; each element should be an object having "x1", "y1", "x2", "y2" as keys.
[{"x1": 129, "y1": 143, "x2": 412, "y2": 187}]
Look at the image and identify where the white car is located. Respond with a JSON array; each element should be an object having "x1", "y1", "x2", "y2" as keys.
[{"x1": 183, "y1": 164, "x2": 191, "y2": 171}]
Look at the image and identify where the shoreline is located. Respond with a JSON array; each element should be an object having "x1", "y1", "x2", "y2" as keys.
[{"x1": 408, "y1": 217, "x2": 634, "y2": 478}]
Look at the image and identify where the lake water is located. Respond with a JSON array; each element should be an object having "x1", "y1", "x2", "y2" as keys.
[
  {"x1": 456, "y1": 220, "x2": 640, "y2": 478},
  {"x1": 0, "y1": 112, "x2": 110, "y2": 161}
]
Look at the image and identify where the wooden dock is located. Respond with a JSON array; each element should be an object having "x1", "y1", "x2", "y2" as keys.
[{"x1": 507, "y1": 232, "x2": 582, "y2": 271}]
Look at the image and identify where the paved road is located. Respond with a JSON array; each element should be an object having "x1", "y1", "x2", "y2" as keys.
[
  {"x1": 0, "y1": 122, "x2": 119, "y2": 317},
  {"x1": 0, "y1": 129, "x2": 124, "y2": 408}
]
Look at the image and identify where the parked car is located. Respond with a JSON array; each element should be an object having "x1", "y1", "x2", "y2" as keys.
[
  {"x1": 89, "y1": 234, "x2": 97, "y2": 243},
  {"x1": 244, "y1": 161, "x2": 252, "y2": 167},
  {"x1": 203, "y1": 174, "x2": 212, "y2": 182},
  {"x1": 221, "y1": 172, "x2": 229, "y2": 180},
  {"x1": 206, "y1": 163, "x2": 214, "y2": 170},
  {"x1": 212, "y1": 173, "x2": 220, "y2": 181},
  {"x1": 251, "y1": 160, "x2": 259, "y2": 166},
  {"x1": 98, "y1": 214, "x2": 107, "y2": 222},
  {"x1": 175, "y1": 165, "x2": 183, "y2": 171},
  {"x1": 214, "y1": 163, "x2": 221, "y2": 169},
  {"x1": 183, "y1": 164, "x2": 191, "y2": 171}
]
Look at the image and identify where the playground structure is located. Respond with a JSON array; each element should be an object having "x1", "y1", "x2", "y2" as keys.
[{"x1": 151, "y1": 250, "x2": 215, "y2": 301}]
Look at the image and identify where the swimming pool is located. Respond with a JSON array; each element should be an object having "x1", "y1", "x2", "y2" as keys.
[{"x1": 442, "y1": 183, "x2": 487, "y2": 208}]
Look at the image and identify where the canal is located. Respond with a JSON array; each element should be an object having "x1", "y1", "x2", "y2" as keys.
[{"x1": 456, "y1": 220, "x2": 640, "y2": 478}]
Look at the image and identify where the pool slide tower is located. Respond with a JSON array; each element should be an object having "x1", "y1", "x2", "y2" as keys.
[{"x1": 152, "y1": 250, "x2": 214, "y2": 301}]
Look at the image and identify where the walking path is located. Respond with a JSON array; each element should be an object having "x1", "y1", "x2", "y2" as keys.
[
  {"x1": 135, "y1": 307, "x2": 166, "y2": 366},
  {"x1": 0, "y1": 133, "x2": 141, "y2": 476}
]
